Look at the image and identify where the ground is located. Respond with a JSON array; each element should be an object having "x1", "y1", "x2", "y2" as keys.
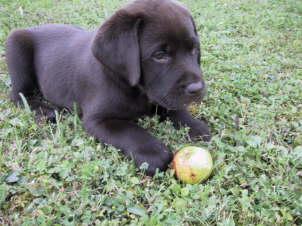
[{"x1": 0, "y1": 0, "x2": 301, "y2": 225}]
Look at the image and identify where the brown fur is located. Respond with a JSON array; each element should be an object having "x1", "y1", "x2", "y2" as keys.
[{"x1": 6, "y1": 0, "x2": 211, "y2": 175}]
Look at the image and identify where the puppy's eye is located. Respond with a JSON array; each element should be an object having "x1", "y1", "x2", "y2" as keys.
[
  {"x1": 153, "y1": 50, "x2": 170, "y2": 62},
  {"x1": 152, "y1": 45, "x2": 170, "y2": 63}
]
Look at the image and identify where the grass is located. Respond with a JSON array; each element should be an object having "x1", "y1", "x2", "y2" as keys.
[{"x1": 0, "y1": 0, "x2": 301, "y2": 225}]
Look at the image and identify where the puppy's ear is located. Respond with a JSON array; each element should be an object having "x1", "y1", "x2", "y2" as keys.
[{"x1": 92, "y1": 10, "x2": 142, "y2": 87}]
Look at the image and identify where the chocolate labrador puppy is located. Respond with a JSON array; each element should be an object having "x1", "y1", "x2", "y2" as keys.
[{"x1": 6, "y1": 0, "x2": 211, "y2": 175}]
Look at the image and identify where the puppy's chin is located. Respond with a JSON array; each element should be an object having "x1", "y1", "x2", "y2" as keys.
[{"x1": 149, "y1": 93, "x2": 202, "y2": 110}]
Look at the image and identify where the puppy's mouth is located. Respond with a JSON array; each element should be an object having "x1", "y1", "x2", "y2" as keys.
[{"x1": 149, "y1": 92, "x2": 203, "y2": 110}]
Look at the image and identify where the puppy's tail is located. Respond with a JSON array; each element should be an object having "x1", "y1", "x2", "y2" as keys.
[{"x1": 6, "y1": 29, "x2": 38, "y2": 104}]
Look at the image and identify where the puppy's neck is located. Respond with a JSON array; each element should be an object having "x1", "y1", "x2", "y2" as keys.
[{"x1": 101, "y1": 65, "x2": 143, "y2": 97}]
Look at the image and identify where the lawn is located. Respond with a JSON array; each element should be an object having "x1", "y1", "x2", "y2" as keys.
[{"x1": 0, "y1": 0, "x2": 301, "y2": 225}]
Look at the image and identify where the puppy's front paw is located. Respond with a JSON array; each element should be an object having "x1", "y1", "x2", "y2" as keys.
[
  {"x1": 135, "y1": 142, "x2": 173, "y2": 176},
  {"x1": 188, "y1": 119, "x2": 211, "y2": 142}
]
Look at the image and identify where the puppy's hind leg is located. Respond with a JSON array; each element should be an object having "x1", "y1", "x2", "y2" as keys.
[
  {"x1": 29, "y1": 96, "x2": 58, "y2": 123},
  {"x1": 6, "y1": 29, "x2": 38, "y2": 104},
  {"x1": 6, "y1": 30, "x2": 57, "y2": 123}
]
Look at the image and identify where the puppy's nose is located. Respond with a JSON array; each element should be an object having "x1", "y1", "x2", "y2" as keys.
[{"x1": 185, "y1": 82, "x2": 203, "y2": 95}]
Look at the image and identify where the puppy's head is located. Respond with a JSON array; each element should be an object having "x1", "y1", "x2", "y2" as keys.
[{"x1": 92, "y1": 0, "x2": 206, "y2": 110}]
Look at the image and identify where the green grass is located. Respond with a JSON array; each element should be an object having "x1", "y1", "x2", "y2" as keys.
[{"x1": 0, "y1": 0, "x2": 301, "y2": 225}]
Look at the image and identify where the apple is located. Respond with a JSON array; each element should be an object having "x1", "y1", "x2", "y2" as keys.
[{"x1": 173, "y1": 146, "x2": 213, "y2": 184}]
